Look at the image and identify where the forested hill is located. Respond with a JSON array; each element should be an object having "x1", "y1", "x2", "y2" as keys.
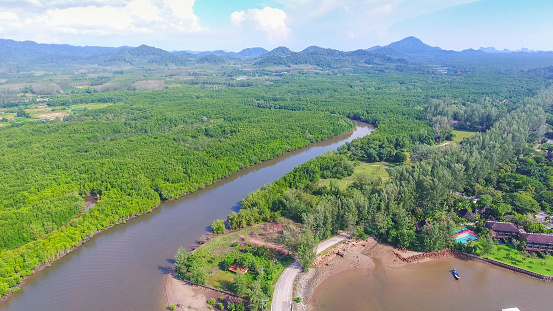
[
  {"x1": 368, "y1": 36, "x2": 553, "y2": 65},
  {"x1": 3, "y1": 37, "x2": 553, "y2": 69}
]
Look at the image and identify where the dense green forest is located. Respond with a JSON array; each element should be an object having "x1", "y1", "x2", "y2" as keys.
[
  {"x1": 0, "y1": 86, "x2": 353, "y2": 297},
  {"x1": 229, "y1": 86, "x2": 553, "y2": 257}
]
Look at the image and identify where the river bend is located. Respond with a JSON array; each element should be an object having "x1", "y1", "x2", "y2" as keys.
[{"x1": 0, "y1": 122, "x2": 374, "y2": 311}]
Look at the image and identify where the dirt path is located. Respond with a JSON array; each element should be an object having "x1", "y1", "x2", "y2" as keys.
[{"x1": 243, "y1": 235, "x2": 292, "y2": 255}]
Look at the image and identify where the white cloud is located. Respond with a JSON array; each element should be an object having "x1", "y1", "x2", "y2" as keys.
[
  {"x1": 127, "y1": 0, "x2": 162, "y2": 22},
  {"x1": 230, "y1": 6, "x2": 290, "y2": 43},
  {"x1": 37, "y1": 6, "x2": 133, "y2": 33},
  {"x1": 365, "y1": 1, "x2": 399, "y2": 17},
  {"x1": 0, "y1": 0, "x2": 204, "y2": 41},
  {"x1": 164, "y1": 0, "x2": 194, "y2": 20},
  {"x1": 230, "y1": 11, "x2": 246, "y2": 26},
  {"x1": 0, "y1": 12, "x2": 19, "y2": 21},
  {"x1": 163, "y1": 0, "x2": 202, "y2": 31}
]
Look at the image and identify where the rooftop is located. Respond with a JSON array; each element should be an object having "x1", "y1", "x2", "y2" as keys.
[
  {"x1": 486, "y1": 221, "x2": 520, "y2": 233},
  {"x1": 523, "y1": 233, "x2": 553, "y2": 246},
  {"x1": 228, "y1": 263, "x2": 249, "y2": 274},
  {"x1": 457, "y1": 208, "x2": 476, "y2": 219}
]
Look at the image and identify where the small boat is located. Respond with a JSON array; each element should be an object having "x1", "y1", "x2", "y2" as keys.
[{"x1": 452, "y1": 268, "x2": 460, "y2": 280}]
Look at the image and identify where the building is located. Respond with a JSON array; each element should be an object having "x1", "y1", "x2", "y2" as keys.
[
  {"x1": 485, "y1": 221, "x2": 524, "y2": 240},
  {"x1": 487, "y1": 221, "x2": 553, "y2": 254},
  {"x1": 521, "y1": 233, "x2": 553, "y2": 254},
  {"x1": 415, "y1": 220, "x2": 430, "y2": 232},
  {"x1": 457, "y1": 208, "x2": 477, "y2": 220}
]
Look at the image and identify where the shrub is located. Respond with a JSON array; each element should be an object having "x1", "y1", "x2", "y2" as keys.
[
  {"x1": 169, "y1": 304, "x2": 176, "y2": 311},
  {"x1": 223, "y1": 252, "x2": 238, "y2": 270},
  {"x1": 208, "y1": 298, "x2": 216, "y2": 306},
  {"x1": 235, "y1": 301, "x2": 246, "y2": 311},
  {"x1": 212, "y1": 219, "x2": 226, "y2": 234}
]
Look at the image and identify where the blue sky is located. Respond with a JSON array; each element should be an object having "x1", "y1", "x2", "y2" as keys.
[{"x1": 0, "y1": 0, "x2": 551, "y2": 51}]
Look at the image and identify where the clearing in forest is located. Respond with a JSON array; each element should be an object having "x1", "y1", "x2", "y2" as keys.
[
  {"x1": 317, "y1": 162, "x2": 390, "y2": 190},
  {"x1": 451, "y1": 130, "x2": 478, "y2": 143}
]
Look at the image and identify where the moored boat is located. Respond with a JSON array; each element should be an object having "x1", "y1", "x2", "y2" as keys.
[{"x1": 452, "y1": 268, "x2": 460, "y2": 280}]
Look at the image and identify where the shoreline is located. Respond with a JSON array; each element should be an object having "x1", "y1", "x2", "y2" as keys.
[
  {"x1": 0, "y1": 123, "x2": 362, "y2": 304},
  {"x1": 293, "y1": 239, "x2": 553, "y2": 311},
  {"x1": 164, "y1": 269, "x2": 246, "y2": 311},
  {"x1": 293, "y1": 238, "x2": 452, "y2": 311}
]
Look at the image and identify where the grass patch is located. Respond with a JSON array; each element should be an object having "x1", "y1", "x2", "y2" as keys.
[
  {"x1": 206, "y1": 270, "x2": 236, "y2": 291},
  {"x1": 475, "y1": 242, "x2": 553, "y2": 276},
  {"x1": 180, "y1": 223, "x2": 295, "y2": 297},
  {"x1": 318, "y1": 162, "x2": 390, "y2": 190},
  {"x1": 451, "y1": 130, "x2": 477, "y2": 143},
  {"x1": 70, "y1": 103, "x2": 112, "y2": 110}
]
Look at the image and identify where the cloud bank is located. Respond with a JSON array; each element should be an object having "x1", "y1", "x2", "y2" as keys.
[
  {"x1": 230, "y1": 7, "x2": 290, "y2": 43},
  {"x1": 0, "y1": 0, "x2": 551, "y2": 52}
]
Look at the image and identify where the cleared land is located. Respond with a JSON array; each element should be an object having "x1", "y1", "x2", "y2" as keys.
[
  {"x1": 32, "y1": 111, "x2": 69, "y2": 119},
  {"x1": 451, "y1": 130, "x2": 477, "y2": 143},
  {"x1": 185, "y1": 222, "x2": 294, "y2": 291},
  {"x1": 317, "y1": 162, "x2": 390, "y2": 190}
]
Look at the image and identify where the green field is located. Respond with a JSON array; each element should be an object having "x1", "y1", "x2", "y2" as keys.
[
  {"x1": 451, "y1": 130, "x2": 478, "y2": 143},
  {"x1": 180, "y1": 223, "x2": 294, "y2": 293},
  {"x1": 318, "y1": 162, "x2": 390, "y2": 190}
]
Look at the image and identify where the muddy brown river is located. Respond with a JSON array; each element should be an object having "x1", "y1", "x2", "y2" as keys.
[
  {"x1": 313, "y1": 258, "x2": 553, "y2": 311},
  {"x1": 0, "y1": 122, "x2": 374, "y2": 311}
]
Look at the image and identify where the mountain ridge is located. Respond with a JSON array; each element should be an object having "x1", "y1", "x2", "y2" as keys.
[{"x1": 1, "y1": 36, "x2": 552, "y2": 68}]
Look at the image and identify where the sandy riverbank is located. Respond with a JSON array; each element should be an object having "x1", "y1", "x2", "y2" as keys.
[
  {"x1": 164, "y1": 270, "x2": 245, "y2": 311},
  {"x1": 294, "y1": 238, "x2": 451, "y2": 311}
]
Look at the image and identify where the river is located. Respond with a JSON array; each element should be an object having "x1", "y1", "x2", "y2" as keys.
[
  {"x1": 0, "y1": 122, "x2": 374, "y2": 311},
  {"x1": 313, "y1": 258, "x2": 553, "y2": 311}
]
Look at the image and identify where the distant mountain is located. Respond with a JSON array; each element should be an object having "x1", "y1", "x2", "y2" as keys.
[
  {"x1": 368, "y1": 36, "x2": 447, "y2": 59},
  {"x1": 255, "y1": 45, "x2": 406, "y2": 69},
  {"x1": 125, "y1": 44, "x2": 170, "y2": 56},
  {"x1": 479, "y1": 47, "x2": 511, "y2": 53},
  {"x1": 0, "y1": 38, "x2": 116, "y2": 64},
  {"x1": 268, "y1": 46, "x2": 293, "y2": 56},
  {"x1": 238, "y1": 47, "x2": 268, "y2": 58},
  {"x1": 2, "y1": 37, "x2": 552, "y2": 69},
  {"x1": 197, "y1": 54, "x2": 226, "y2": 64},
  {"x1": 386, "y1": 36, "x2": 441, "y2": 55},
  {"x1": 369, "y1": 36, "x2": 491, "y2": 64},
  {"x1": 478, "y1": 47, "x2": 542, "y2": 53},
  {"x1": 365, "y1": 46, "x2": 408, "y2": 59},
  {"x1": 105, "y1": 45, "x2": 189, "y2": 65}
]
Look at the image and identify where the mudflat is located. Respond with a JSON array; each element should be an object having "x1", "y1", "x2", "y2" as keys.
[{"x1": 294, "y1": 238, "x2": 442, "y2": 311}]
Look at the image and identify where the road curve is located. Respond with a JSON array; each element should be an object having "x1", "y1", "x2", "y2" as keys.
[{"x1": 271, "y1": 234, "x2": 348, "y2": 311}]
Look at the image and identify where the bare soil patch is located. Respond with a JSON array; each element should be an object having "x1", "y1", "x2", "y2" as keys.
[
  {"x1": 33, "y1": 111, "x2": 69, "y2": 119},
  {"x1": 165, "y1": 270, "x2": 244, "y2": 311}
]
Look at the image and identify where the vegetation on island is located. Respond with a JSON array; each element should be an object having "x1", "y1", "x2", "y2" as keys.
[{"x1": 174, "y1": 224, "x2": 295, "y2": 311}]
